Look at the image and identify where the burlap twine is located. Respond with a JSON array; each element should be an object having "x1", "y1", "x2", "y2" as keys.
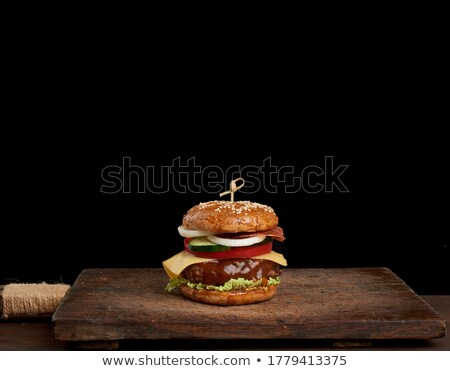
[{"x1": 0, "y1": 283, "x2": 70, "y2": 320}]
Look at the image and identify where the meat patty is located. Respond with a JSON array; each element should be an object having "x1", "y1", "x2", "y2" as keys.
[{"x1": 180, "y1": 259, "x2": 281, "y2": 286}]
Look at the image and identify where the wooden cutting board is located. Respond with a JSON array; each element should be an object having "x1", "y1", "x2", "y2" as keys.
[{"x1": 52, "y1": 268, "x2": 446, "y2": 344}]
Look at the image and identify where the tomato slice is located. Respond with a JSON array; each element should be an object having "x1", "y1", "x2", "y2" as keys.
[{"x1": 184, "y1": 238, "x2": 273, "y2": 259}]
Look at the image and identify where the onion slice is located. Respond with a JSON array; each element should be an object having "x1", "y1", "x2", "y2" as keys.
[
  {"x1": 207, "y1": 234, "x2": 266, "y2": 247},
  {"x1": 177, "y1": 225, "x2": 213, "y2": 238}
]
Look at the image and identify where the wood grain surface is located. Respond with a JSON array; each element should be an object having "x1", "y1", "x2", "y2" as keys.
[{"x1": 52, "y1": 268, "x2": 446, "y2": 342}]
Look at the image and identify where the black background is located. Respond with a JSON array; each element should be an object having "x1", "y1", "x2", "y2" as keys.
[{"x1": 2, "y1": 20, "x2": 448, "y2": 295}]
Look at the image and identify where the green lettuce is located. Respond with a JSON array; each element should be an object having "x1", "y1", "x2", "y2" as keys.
[{"x1": 166, "y1": 276, "x2": 280, "y2": 293}]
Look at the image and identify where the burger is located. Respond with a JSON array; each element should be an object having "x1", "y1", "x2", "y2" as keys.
[{"x1": 163, "y1": 200, "x2": 287, "y2": 305}]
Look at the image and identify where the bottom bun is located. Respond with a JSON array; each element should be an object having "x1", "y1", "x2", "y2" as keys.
[{"x1": 180, "y1": 285, "x2": 278, "y2": 306}]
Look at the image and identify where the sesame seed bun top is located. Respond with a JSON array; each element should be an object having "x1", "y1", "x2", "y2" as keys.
[{"x1": 182, "y1": 200, "x2": 279, "y2": 233}]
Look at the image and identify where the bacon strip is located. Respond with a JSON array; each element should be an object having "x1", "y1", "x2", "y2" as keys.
[{"x1": 216, "y1": 226, "x2": 285, "y2": 242}]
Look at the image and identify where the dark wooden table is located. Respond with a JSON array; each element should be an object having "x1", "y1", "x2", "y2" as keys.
[
  {"x1": 1, "y1": 295, "x2": 449, "y2": 350},
  {"x1": 0, "y1": 295, "x2": 450, "y2": 351}
]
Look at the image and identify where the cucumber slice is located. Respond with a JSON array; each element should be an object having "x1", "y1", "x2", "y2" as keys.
[
  {"x1": 188, "y1": 237, "x2": 216, "y2": 246},
  {"x1": 188, "y1": 237, "x2": 232, "y2": 252}
]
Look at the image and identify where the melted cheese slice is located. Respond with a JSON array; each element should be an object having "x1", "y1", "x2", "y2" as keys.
[{"x1": 163, "y1": 250, "x2": 288, "y2": 279}]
